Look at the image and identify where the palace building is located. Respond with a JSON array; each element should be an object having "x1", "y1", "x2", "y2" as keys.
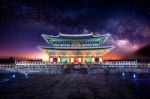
[{"x1": 38, "y1": 33, "x2": 113, "y2": 64}]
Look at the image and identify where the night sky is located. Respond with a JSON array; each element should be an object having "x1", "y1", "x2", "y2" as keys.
[{"x1": 0, "y1": 0, "x2": 150, "y2": 60}]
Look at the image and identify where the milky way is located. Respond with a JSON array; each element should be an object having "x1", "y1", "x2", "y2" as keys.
[{"x1": 0, "y1": 0, "x2": 150, "y2": 59}]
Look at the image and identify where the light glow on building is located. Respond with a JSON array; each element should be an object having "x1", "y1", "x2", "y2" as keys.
[
  {"x1": 36, "y1": 53, "x2": 49, "y2": 61},
  {"x1": 38, "y1": 33, "x2": 113, "y2": 64}
]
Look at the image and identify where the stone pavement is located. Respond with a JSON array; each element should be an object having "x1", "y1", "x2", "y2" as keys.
[{"x1": 0, "y1": 73, "x2": 150, "y2": 99}]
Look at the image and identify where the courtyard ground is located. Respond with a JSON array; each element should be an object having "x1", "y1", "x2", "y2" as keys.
[{"x1": 0, "y1": 73, "x2": 150, "y2": 99}]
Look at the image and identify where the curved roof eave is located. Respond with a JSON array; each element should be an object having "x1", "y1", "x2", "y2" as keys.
[
  {"x1": 41, "y1": 34, "x2": 50, "y2": 44},
  {"x1": 99, "y1": 33, "x2": 111, "y2": 44},
  {"x1": 38, "y1": 46, "x2": 114, "y2": 50}
]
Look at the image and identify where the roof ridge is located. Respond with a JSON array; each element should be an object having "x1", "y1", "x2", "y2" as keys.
[{"x1": 59, "y1": 33, "x2": 93, "y2": 37}]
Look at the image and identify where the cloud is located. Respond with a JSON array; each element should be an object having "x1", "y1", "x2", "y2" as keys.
[{"x1": 109, "y1": 38, "x2": 140, "y2": 52}]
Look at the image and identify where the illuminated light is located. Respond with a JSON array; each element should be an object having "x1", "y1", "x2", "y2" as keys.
[
  {"x1": 122, "y1": 72, "x2": 125, "y2": 76},
  {"x1": 61, "y1": 57, "x2": 67, "y2": 62},
  {"x1": 99, "y1": 57, "x2": 103, "y2": 62},
  {"x1": 78, "y1": 58, "x2": 81, "y2": 62},
  {"x1": 38, "y1": 33, "x2": 113, "y2": 64},
  {"x1": 12, "y1": 74, "x2": 16, "y2": 78},
  {"x1": 36, "y1": 53, "x2": 49, "y2": 61},
  {"x1": 57, "y1": 57, "x2": 60, "y2": 62},
  {"x1": 82, "y1": 56, "x2": 85, "y2": 64},
  {"x1": 50, "y1": 58, "x2": 53, "y2": 62},
  {"x1": 75, "y1": 58, "x2": 78, "y2": 63},
  {"x1": 25, "y1": 72, "x2": 28, "y2": 76},
  {"x1": 85, "y1": 57, "x2": 91, "y2": 62},
  {"x1": 133, "y1": 73, "x2": 136, "y2": 78},
  {"x1": 92, "y1": 57, "x2": 95, "y2": 62},
  {"x1": 71, "y1": 58, "x2": 74, "y2": 63},
  {"x1": 25, "y1": 72, "x2": 28, "y2": 78}
]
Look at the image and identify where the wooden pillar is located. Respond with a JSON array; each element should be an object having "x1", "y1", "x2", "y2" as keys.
[
  {"x1": 49, "y1": 55, "x2": 50, "y2": 62},
  {"x1": 67, "y1": 55, "x2": 71, "y2": 64},
  {"x1": 83, "y1": 56, "x2": 85, "y2": 64},
  {"x1": 81, "y1": 55, "x2": 85, "y2": 64}
]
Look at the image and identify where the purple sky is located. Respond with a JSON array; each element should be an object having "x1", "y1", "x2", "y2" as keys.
[{"x1": 0, "y1": 0, "x2": 150, "y2": 60}]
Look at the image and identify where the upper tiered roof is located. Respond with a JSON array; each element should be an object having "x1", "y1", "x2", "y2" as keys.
[
  {"x1": 42, "y1": 32, "x2": 110, "y2": 39},
  {"x1": 41, "y1": 33, "x2": 111, "y2": 46}
]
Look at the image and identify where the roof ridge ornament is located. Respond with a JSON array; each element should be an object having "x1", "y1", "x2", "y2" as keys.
[{"x1": 59, "y1": 33, "x2": 93, "y2": 36}]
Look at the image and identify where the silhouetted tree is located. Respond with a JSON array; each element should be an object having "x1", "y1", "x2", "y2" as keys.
[{"x1": 0, "y1": 57, "x2": 15, "y2": 63}]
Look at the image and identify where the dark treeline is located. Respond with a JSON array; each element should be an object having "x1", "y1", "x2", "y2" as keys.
[{"x1": 0, "y1": 57, "x2": 15, "y2": 63}]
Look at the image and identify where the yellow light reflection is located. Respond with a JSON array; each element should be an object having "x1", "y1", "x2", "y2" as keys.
[{"x1": 36, "y1": 53, "x2": 49, "y2": 62}]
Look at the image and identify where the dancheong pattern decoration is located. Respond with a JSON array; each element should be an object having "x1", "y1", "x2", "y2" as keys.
[{"x1": 38, "y1": 32, "x2": 113, "y2": 64}]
